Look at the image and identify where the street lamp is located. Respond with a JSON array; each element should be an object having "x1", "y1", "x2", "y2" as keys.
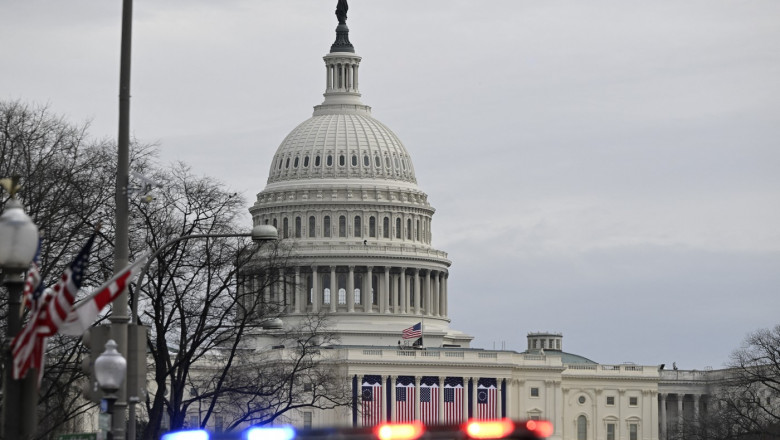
[
  {"x1": 125, "y1": 224, "x2": 278, "y2": 440},
  {"x1": 95, "y1": 339, "x2": 127, "y2": 439},
  {"x1": 0, "y1": 192, "x2": 40, "y2": 440}
]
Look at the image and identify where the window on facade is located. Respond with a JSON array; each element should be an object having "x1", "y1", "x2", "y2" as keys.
[
  {"x1": 354, "y1": 215, "x2": 362, "y2": 237},
  {"x1": 530, "y1": 387, "x2": 539, "y2": 397},
  {"x1": 339, "y1": 155, "x2": 346, "y2": 166},
  {"x1": 395, "y1": 218, "x2": 401, "y2": 239},
  {"x1": 338, "y1": 288, "x2": 346, "y2": 304},
  {"x1": 578, "y1": 396, "x2": 586, "y2": 404},
  {"x1": 577, "y1": 416, "x2": 587, "y2": 440},
  {"x1": 351, "y1": 155, "x2": 358, "y2": 166},
  {"x1": 606, "y1": 396, "x2": 615, "y2": 406},
  {"x1": 293, "y1": 157, "x2": 299, "y2": 168},
  {"x1": 339, "y1": 215, "x2": 346, "y2": 237},
  {"x1": 364, "y1": 155, "x2": 370, "y2": 166},
  {"x1": 383, "y1": 217, "x2": 390, "y2": 238},
  {"x1": 295, "y1": 216, "x2": 302, "y2": 238},
  {"x1": 324, "y1": 288, "x2": 331, "y2": 304},
  {"x1": 394, "y1": 157, "x2": 400, "y2": 168},
  {"x1": 406, "y1": 219, "x2": 412, "y2": 240},
  {"x1": 278, "y1": 159, "x2": 282, "y2": 170},
  {"x1": 273, "y1": 218, "x2": 278, "y2": 229},
  {"x1": 285, "y1": 158, "x2": 290, "y2": 169},
  {"x1": 190, "y1": 415, "x2": 199, "y2": 428},
  {"x1": 629, "y1": 424, "x2": 638, "y2": 440},
  {"x1": 315, "y1": 155, "x2": 321, "y2": 167},
  {"x1": 309, "y1": 216, "x2": 316, "y2": 237},
  {"x1": 369, "y1": 216, "x2": 376, "y2": 237},
  {"x1": 606, "y1": 423, "x2": 615, "y2": 440},
  {"x1": 283, "y1": 217, "x2": 289, "y2": 238},
  {"x1": 324, "y1": 216, "x2": 331, "y2": 237},
  {"x1": 629, "y1": 397, "x2": 638, "y2": 406},
  {"x1": 303, "y1": 412, "x2": 312, "y2": 429},
  {"x1": 304, "y1": 156, "x2": 310, "y2": 167},
  {"x1": 354, "y1": 288, "x2": 361, "y2": 304},
  {"x1": 375, "y1": 156, "x2": 381, "y2": 167},
  {"x1": 416, "y1": 219, "x2": 420, "y2": 241},
  {"x1": 326, "y1": 155, "x2": 333, "y2": 166}
]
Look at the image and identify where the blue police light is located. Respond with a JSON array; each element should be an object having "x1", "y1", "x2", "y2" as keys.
[
  {"x1": 161, "y1": 430, "x2": 210, "y2": 440},
  {"x1": 244, "y1": 425, "x2": 296, "y2": 440}
]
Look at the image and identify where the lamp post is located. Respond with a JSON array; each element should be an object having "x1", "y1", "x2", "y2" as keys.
[
  {"x1": 0, "y1": 192, "x2": 40, "y2": 440},
  {"x1": 95, "y1": 339, "x2": 127, "y2": 440},
  {"x1": 126, "y1": 224, "x2": 277, "y2": 440}
]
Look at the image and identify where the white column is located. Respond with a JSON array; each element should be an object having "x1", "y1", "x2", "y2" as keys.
[
  {"x1": 414, "y1": 376, "x2": 421, "y2": 421},
  {"x1": 660, "y1": 393, "x2": 667, "y2": 440},
  {"x1": 383, "y1": 266, "x2": 391, "y2": 313},
  {"x1": 443, "y1": 274, "x2": 449, "y2": 316},
  {"x1": 438, "y1": 377, "x2": 445, "y2": 424},
  {"x1": 414, "y1": 269, "x2": 421, "y2": 315},
  {"x1": 330, "y1": 266, "x2": 337, "y2": 313},
  {"x1": 433, "y1": 272, "x2": 440, "y2": 316},
  {"x1": 354, "y1": 63, "x2": 359, "y2": 91},
  {"x1": 311, "y1": 266, "x2": 319, "y2": 312},
  {"x1": 381, "y1": 375, "x2": 389, "y2": 422},
  {"x1": 347, "y1": 266, "x2": 355, "y2": 312},
  {"x1": 326, "y1": 64, "x2": 332, "y2": 91},
  {"x1": 390, "y1": 376, "x2": 397, "y2": 422},
  {"x1": 677, "y1": 394, "x2": 684, "y2": 436},
  {"x1": 365, "y1": 266, "x2": 374, "y2": 312},
  {"x1": 400, "y1": 269, "x2": 407, "y2": 313},
  {"x1": 497, "y1": 380, "x2": 503, "y2": 418},
  {"x1": 424, "y1": 270, "x2": 431, "y2": 316},
  {"x1": 294, "y1": 267, "x2": 301, "y2": 313}
]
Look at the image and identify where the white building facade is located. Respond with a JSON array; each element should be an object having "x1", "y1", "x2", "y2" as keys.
[{"x1": 238, "y1": 5, "x2": 709, "y2": 440}]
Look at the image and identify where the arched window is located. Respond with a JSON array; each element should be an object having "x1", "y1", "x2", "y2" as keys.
[
  {"x1": 304, "y1": 156, "x2": 310, "y2": 167},
  {"x1": 324, "y1": 216, "x2": 331, "y2": 237},
  {"x1": 293, "y1": 157, "x2": 299, "y2": 168},
  {"x1": 283, "y1": 218, "x2": 289, "y2": 238},
  {"x1": 375, "y1": 156, "x2": 381, "y2": 168},
  {"x1": 338, "y1": 288, "x2": 346, "y2": 304},
  {"x1": 315, "y1": 155, "x2": 321, "y2": 167},
  {"x1": 395, "y1": 218, "x2": 401, "y2": 239},
  {"x1": 577, "y1": 416, "x2": 587, "y2": 440},
  {"x1": 354, "y1": 216, "x2": 362, "y2": 237},
  {"x1": 273, "y1": 218, "x2": 278, "y2": 229},
  {"x1": 339, "y1": 155, "x2": 346, "y2": 166},
  {"x1": 406, "y1": 219, "x2": 412, "y2": 240},
  {"x1": 351, "y1": 155, "x2": 358, "y2": 166},
  {"x1": 369, "y1": 216, "x2": 376, "y2": 237},
  {"x1": 324, "y1": 288, "x2": 331, "y2": 304},
  {"x1": 385, "y1": 156, "x2": 391, "y2": 168},
  {"x1": 363, "y1": 155, "x2": 370, "y2": 167},
  {"x1": 285, "y1": 158, "x2": 290, "y2": 169},
  {"x1": 326, "y1": 155, "x2": 333, "y2": 167},
  {"x1": 295, "y1": 216, "x2": 302, "y2": 238},
  {"x1": 354, "y1": 288, "x2": 361, "y2": 305},
  {"x1": 339, "y1": 215, "x2": 346, "y2": 237},
  {"x1": 308, "y1": 216, "x2": 316, "y2": 237},
  {"x1": 383, "y1": 217, "x2": 390, "y2": 238},
  {"x1": 278, "y1": 158, "x2": 283, "y2": 170}
]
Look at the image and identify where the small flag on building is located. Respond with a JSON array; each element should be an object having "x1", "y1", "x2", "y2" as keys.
[{"x1": 402, "y1": 322, "x2": 422, "y2": 339}]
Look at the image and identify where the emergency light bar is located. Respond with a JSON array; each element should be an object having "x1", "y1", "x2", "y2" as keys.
[{"x1": 161, "y1": 419, "x2": 553, "y2": 440}]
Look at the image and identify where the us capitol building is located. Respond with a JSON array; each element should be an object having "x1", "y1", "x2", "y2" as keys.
[{"x1": 239, "y1": 4, "x2": 712, "y2": 440}]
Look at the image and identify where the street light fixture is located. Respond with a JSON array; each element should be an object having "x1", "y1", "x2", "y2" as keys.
[
  {"x1": 96, "y1": 339, "x2": 127, "y2": 440},
  {"x1": 0, "y1": 190, "x2": 40, "y2": 440}
]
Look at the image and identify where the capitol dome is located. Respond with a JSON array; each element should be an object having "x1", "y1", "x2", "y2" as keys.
[{"x1": 247, "y1": 9, "x2": 471, "y2": 348}]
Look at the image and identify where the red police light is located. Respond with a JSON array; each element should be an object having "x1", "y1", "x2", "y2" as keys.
[
  {"x1": 375, "y1": 421, "x2": 425, "y2": 440},
  {"x1": 525, "y1": 420, "x2": 554, "y2": 438},
  {"x1": 465, "y1": 419, "x2": 515, "y2": 439}
]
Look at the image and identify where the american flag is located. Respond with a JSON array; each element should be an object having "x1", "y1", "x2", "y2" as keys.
[
  {"x1": 476, "y1": 378, "x2": 497, "y2": 420},
  {"x1": 21, "y1": 239, "x2": 43, "y2": 312},
  {"x1": 59, "y1": 254, "x2": 148, "y2": 336},
  {"x1": 443, "y1": 377, "x2": 464, "y2": 424},
  {"x1": 12, "y1": 233, "x2": 96, "y2": 382},
  {"x1": 361, "y1": 375, "x2": 383, "y2": 427},
  {"x1": 402, "y1": 322, "x2": 422, "y2": 339},
  {"x1": 420, "y1": 377, "x2": 439, "y2": 425},
  {"x1": 396, "y1": 376, "x2": 416, "y2": 422}
]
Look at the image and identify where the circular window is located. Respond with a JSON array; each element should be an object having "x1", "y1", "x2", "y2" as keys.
[{"x1": 578, "y1": 396, "x2": 586, "y2": 404}]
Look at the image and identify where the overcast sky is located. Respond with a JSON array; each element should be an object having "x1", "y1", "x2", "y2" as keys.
[{"x1": 3, "y1": 0, "x2": 779, "y2": 369}]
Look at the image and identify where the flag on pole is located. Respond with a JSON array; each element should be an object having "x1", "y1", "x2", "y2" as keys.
[
  {"x1": 476, "y1": 378, "x2": 497, "y2": 420},
  {"x1": 420, "y1": 377, "x2": 439, "y2": 425},
  {"x1": 443, "y1": 377, "x2": 464, "y2": 424},
  {"x1": 59, "y1": 253, "x2": 149, "y2": 336},
  {"x1": 12, "y1": 233, "x2": 97, "y2": 381},
  {"x1": 402, "y1": 322, "x2": 422, "y2": 339},
  {"x1": 361, "y1": 375, "x2": 383, "y2": 427},
  {"x1": 395, "y1": 376, "x2": 416, "y2": 422},
  {"x1": 21, "y1": 239, "x2": 43, "y2": 312}
]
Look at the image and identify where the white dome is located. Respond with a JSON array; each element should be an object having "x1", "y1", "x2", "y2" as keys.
[{"x1": 267, "y1": 113, "x2": 417, "y2": 186}]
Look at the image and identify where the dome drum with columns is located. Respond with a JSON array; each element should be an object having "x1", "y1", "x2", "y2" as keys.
[{"x1": 247, "y1": 9, "x2": 471, "y2": 348}]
